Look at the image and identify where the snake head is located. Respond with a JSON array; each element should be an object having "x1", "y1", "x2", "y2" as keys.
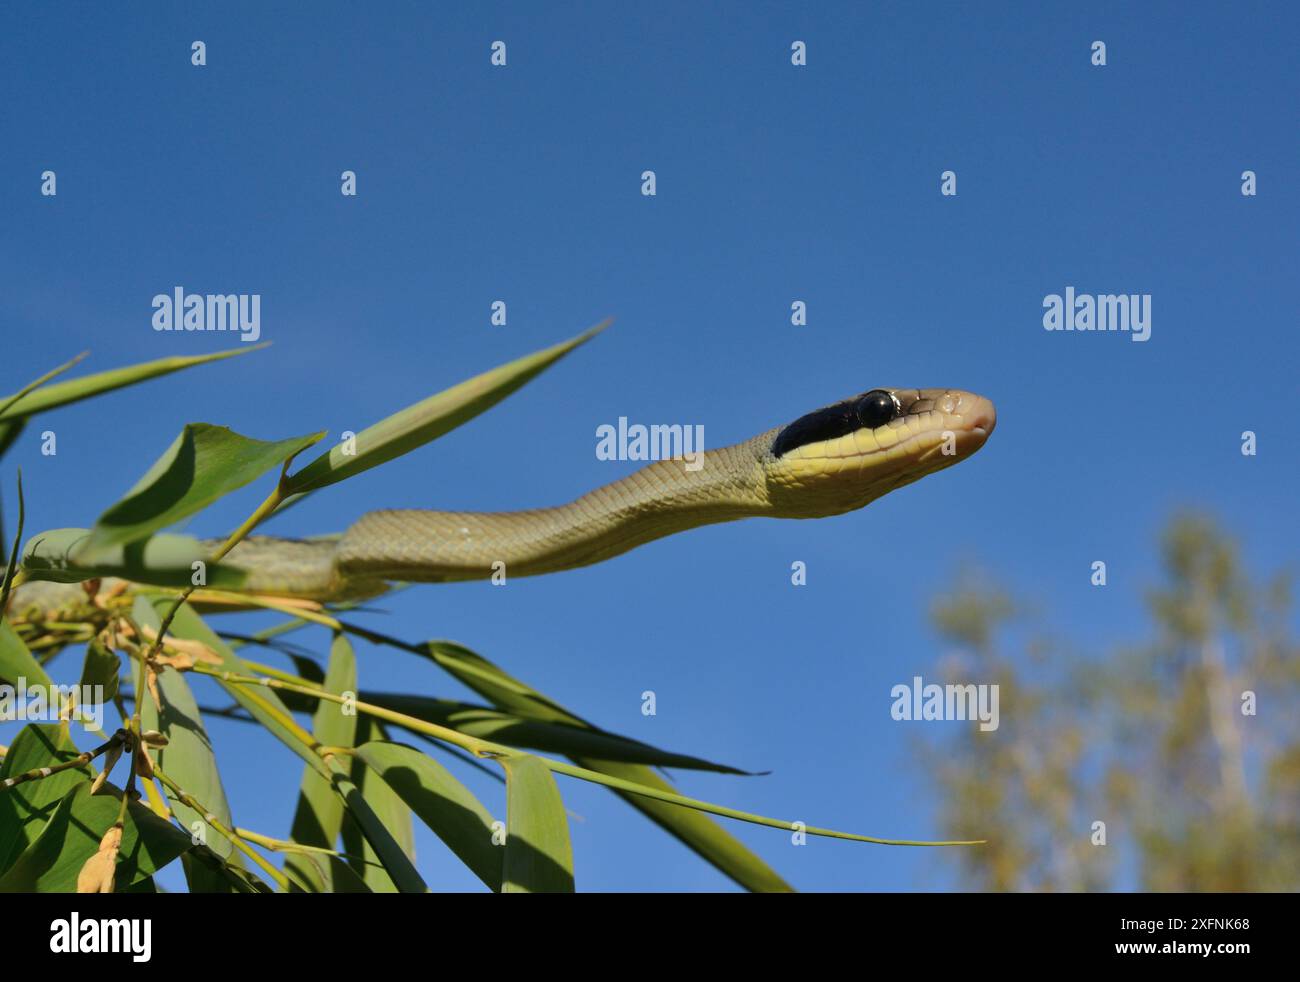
[{"x1": 763, "y1": 387, "x2": 996, "y2": 517}]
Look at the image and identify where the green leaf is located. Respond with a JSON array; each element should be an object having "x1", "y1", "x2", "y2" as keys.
[
  {"x1": 78, "y1": 637, "x2": 121, "y2": 704},
  {"x1": 21, "y1": 528, "x2": 247, "y2": 590},
  {"x1": 0, "y1": 723, "x2": 91, "y2": 875},
  {"x1": 286, "y1": 633, "x2": 359, "y2": 893},
  {"x1": 0, "y1": 351, "x2": 88, "y2": 419},
  {"x1": 0, "y1": 469, "x2": 24, "y2": 615},
  {"x1": 0, "y1": 347, "x2": 267, "y2": 423},
  {"x1": 0, "y1": 783, "x2": 192, "y2": 892},
  {"x1": 0, "y1": 420, "x2": 23, "y2": 461},
  {"x1": 182, "y1": 848, "x2": 270, "y2": 894},
  {"x1": 0, "y1": 618, "x2": 53, "y2": 689},
  {"x1": 500, "y1": 755, "x2": 574, "y2": 893},
  {"x1": 331, "y1": 771, "x2": 423, "y2": 892},
  {"x1": 77, "y1": 423, "x2": 322, "y2": 560},
  {"x1": 536, "y1": 754, "x2": 968, "y2": 847},
  {"x1": 361, "y1": 691, "x2": 759, "y2": 774},
  {"x1": 135, "y1": 597, "x2": 238, "y2": 861},
  {"x1": 284, "y1": 320, "x2": 609, "y2": 495},
  {"x1": 355, "y1": 740, "x2": 502, "y2": 892},
  {"x1": 340, "y1": 718, "x2": 416, "y2": 893},
  {"x1": 564, "y1": 759, "x2": 798, "y2": 888},
  {"x1": 415, "y1": 639, "x2": 793, "y2": 893}
]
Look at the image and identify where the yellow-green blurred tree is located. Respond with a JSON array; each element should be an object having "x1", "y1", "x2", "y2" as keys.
[{"x1": 920, "y1": 513, "x2": 1299, "y2": 891}]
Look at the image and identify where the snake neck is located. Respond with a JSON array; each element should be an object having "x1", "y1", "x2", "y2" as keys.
[{"x1": 335, "y1": 435, "x2": 775, "y2": 584}]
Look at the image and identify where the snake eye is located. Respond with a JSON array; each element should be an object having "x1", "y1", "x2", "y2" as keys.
[{"x1": 856, "y1": 390, "x2": 897, "y2": 429}]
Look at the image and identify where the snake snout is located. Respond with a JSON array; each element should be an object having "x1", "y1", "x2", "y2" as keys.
[
  {"x1": 959, "y1": 393, "x2": 997, "y2": 437},
  {"x1": 940, "y1": 390, "x2": 997, "y2": 459}
]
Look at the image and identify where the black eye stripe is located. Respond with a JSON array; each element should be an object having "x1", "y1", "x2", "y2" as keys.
[
  {"x1": 772, "y1": 401, "x2": 862, "y2": 458},
  {"x1": 771, "y1": 391, "x2": 899, "y2": 458}
]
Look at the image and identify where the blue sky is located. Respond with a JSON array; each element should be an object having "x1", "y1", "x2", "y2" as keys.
[{"x1": 2, "y1": 2, "x2": 1297, "y2": 891}]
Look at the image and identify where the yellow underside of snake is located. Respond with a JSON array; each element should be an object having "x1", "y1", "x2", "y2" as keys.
[{"x1": 216, "y1": 387, "x2": 996, "y2": 602}]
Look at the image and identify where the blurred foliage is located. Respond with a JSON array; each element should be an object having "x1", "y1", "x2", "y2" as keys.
[{"x1": 920, "y1": 513, "x2": 1300, "y2": 891}]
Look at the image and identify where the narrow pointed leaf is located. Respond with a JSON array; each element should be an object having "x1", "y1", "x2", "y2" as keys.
[
  {"x1": 362, "y1": 691, "x2": 758, "y2": 774},
  {"x1": 501, "y1": 755, "x2": 573, "y2": 893},
  {"x1": 0, "y1": 351, "x2": 87, "y2": 419},
  {"x1": 285, "y1": 320, "x2": 609, "y2": 494},
  {"x1": 0, "y1": 347, "x2": 267, "y2": 423},
  {"x1": 537, "y1": 754, "x2": 975, "y2": 847}
]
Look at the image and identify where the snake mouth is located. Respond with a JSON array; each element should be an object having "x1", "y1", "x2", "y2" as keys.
[
  {"x1": 949, "y1": 392, "x2": 997, "y2": 451},
  {"x1": 959, "y1": 393, "x2": 997, "y2": 436}
]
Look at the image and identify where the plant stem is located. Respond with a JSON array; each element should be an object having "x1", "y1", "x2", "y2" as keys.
[{"x1": 151, "y1": 763, "x2": 290, "y2": 891}]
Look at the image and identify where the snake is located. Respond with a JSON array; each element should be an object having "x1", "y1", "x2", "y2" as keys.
[
  {"x1": 206, "y1": 386, "x2": 997, "y2": 602},
  {"x1": 10, "y1": 386, "x2": 995, "y2": 608}
]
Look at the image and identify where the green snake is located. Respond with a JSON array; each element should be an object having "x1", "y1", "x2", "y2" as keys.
[
  {"x1": 212, "y1": 386, "x2": 996, "y2": 601},
  {"x1": 12, "y1": 386, "x2": 995, "y2": 608}
]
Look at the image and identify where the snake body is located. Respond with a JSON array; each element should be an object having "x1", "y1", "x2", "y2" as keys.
[{"x1": 216, "y1": 386, "x2": 996, "y2": 602}]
